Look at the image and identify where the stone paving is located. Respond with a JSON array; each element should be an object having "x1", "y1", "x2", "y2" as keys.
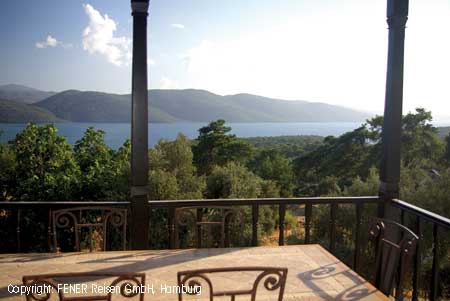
[{"x1": 0, "y1": 245, "x2": 390, "y2": 301}]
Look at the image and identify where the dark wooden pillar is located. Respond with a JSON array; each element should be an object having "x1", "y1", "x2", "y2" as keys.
[
  {"x1": 130, "y1": 0, "x2": 150, "y2": 250},
  {"x1": 379, "y1": 0, "x2": 408, "y2": 213}
]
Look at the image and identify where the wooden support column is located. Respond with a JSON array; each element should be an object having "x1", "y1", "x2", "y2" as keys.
[
  {"x1": 130, "y1": 0, "x2": 150, "y2": 250},
  {"x1": 379, "y1": 0, "x2": 408, "y2": 216}
]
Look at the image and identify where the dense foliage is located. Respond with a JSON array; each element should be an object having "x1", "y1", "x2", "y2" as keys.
[
  {"x1": 193, "y1": 119, "x2": 253, "y2": 175},
  {"x1": 0, "y1": 98, "x2": 60, "y2": 123}
]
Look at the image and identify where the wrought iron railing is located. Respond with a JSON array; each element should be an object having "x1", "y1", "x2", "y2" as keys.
[
  {"x1": 0, "y1": 201, "x2": 129, "y2": 252},
  {"x1": 150, "y1": 196, "x2": 380, "y2": 255},
  {"x1": 1, "y1": 196, "x2": 449, "y2": 300},
  {"x1": 390, "y1": 199, "x2": 450, "y2": 301}
]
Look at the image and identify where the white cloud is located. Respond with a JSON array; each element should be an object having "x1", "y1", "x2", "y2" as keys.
[
  {"x1": 35, "y1": 35, "x2": 72, "y2": 49},
  {"x1": 82, "y1": 3, "x2": 131, "y2": 66},
  {"x1": 159, "y1": 76, "x2": 178, "y2": 89},
  {"x1": 182, "y1": 6, "x2": 388, "y2": 113},
  {"x1": 171, "y1": 23, "x2": 185, "y2": 29},
  {"x1": 179, "y1": 0, "x2": 450, "y2": 115},
  {"x1": 147, "y1": 58, "x2": 156, "y2": 66},
  {"x1": 45, "y1": 35, "x2": 57, "y2": 47}
]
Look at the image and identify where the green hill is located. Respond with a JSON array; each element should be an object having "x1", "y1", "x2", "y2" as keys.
[
  {"x1": 0, "y1": 84, "x2": 55, "y2": 104},
  {"x1": 147, "y1": 89, "x2": 371, "y2": 122},
  {"x1": 35, "y1": 90, "x2": 179, "y2": 122},
  {"x1": 0, "y1": 98, "x2": 61, "y2": 123},
  {"x1": 36, "y1": 89, "x2": 369, "y2": 123},
  {"x1": 224, "y1": 93, "x2": 369, "y2": 122},
  {"x1": 2, "y1": 85, "x2": 372, "y2": 123}
]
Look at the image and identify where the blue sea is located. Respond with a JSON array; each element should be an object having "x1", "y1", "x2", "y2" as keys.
[
  {"x1": 2, "y1": 121, "x2": 449, "y2": 149},
  {"x1": 0, "y1": 122, "x2": 363, "y2": 149}
]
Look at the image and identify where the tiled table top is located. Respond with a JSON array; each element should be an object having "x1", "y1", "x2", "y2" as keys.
[{"x1": 0, "y1": 244, "x2": 390, "y2": 300}]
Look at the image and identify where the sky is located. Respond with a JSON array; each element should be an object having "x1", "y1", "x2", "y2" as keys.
[{"x1": 0, "y1": 0, "x2": 449, "y2": 116}]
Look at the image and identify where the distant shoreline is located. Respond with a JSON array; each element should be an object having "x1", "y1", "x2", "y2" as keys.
[
  {"x1": 2, "y1": 122, "x2": 450, "y2": 150},
  {"x1": 0, "y1": 122, "x2": 360, "y2": 149}
]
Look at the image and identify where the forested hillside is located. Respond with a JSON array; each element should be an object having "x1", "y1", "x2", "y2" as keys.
[
  {"x1": 0, "y1": 84, "x2": 55, "y2": 103},
  {"x1": 34, "y1": 89, "x2": 370, "y2": 123},
  {"x1": 0, "y1": 98, "x2": 60, "y2": 123},
  {"x1": 0, "y1": 84, "x2": 370, "y2": 123}
]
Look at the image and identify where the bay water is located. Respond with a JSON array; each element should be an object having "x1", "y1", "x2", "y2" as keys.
[{"x1": 0, "y1": 122, "x2": 383, "y2": 149}]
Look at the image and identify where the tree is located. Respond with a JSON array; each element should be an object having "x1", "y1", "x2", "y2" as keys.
[
  {"x1": 342, "y1": 168, "x2": 379, "y2": 196},
  {"x1": 205, "y1": 162, "x2": 280, "y2": 242},
  {"x1": 401, "y1": 108, "x2": 444, "y2": 165},
  {"x1": 193, "y1": 120, "x2": 253, "y2": 175},
  {"x1": 74, "y1": 127, "x2": 114, "y2": 200},
  {"x1": 259, "y1": 180, "x2": 281, "y2": 198},
  {"x1": 250, "y1": 149, "x2": 294, "y2": 197},
  {"x1": 108, "y1": 140, "x2": 131, "y2": 201},
  {"x1": 316, "y1": 176, "x2": 342, "y2": 196},
  {"x1": 148, "y1": 170, "x2": 179, "y2": 200},
  {"x1": 444, "y1": 133, "x2": 450, "y2": 164},
  {"x1": 293, "y1": 126, "x2": 376, "y2": 191},
  {"x1": 293, "y1": 108, "x2": 444, "y2": 196},
  {"x1": 149, "y1": 134, "x2": 205, "y2": 200},
  {"x1": 205, "y1": 162, "x2": 261, "y2": 199},
  {"x1": 147, "y1": 135, "x2": 205, "y2": 248},
  {"x1": 11, "y1": 124, "x2": 79, "y2": 201},
  {"x1": 0, "y1": 134, "x2": 16, "y2": 201}
]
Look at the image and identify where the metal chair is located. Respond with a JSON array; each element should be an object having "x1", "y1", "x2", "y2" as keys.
[
  {"x1": 177, "y1": 266, "x2": 288, "y2": 301},
  {"x1": 52, "y1": 207, "x2": 127, "y2": 252},
  {"x1": 368, "y1": 218, "x2": 419, "y2": 300},
  {"x1": 174, "y1": 206, "x2": 244, "y2": 248},
  {"x1": 22, "y1": 272, "x2": 145, "y2": 301}
]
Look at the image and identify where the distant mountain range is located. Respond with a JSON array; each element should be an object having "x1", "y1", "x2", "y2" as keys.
[
  {"x1": 0, "y1": 84, "x2": 56, "y2": 104},
  {"x1": 0, "y1": 98, "x2": 62, "y2": 123},
  {"x1": 0, "y1": 84, "x2": 371, "y2": 123}
]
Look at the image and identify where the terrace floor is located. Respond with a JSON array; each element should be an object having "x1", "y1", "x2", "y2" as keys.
[{"x1": 0, "y1": 245, "x2": 390, "y2": 301}]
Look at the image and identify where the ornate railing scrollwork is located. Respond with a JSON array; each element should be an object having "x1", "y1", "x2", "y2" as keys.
[
  {"x1": 109, "y1": 275, "x2": 145, "y2": 299},
  {"x1": 52, "y1": 207, "x2": 127, "y2": 252},
  {"x1": 178, "y1": 273, "x2": 212, "y2": 297},
  {"x1": 54, "y1": 211, "x2": 77, "y2": 229},
  {"x1": 106, "y1": 210, "x2": 127, "y2": 228},
  {"x1": 177, "y1": 267, "x2": 288, "y2": 301},
  {"x1": 174, "y1": 206, "x2": 244, "y2": 249},
  {"x1": 22, "y1": 272, "x2": 145, "y2": 301},
  {"x1": 22, "y1": 278, "x2": 61, "y2": 301},
  {"x1": 253, "y1": 269, "x2": 286, "y2": 293},
  {"x1": 175, "y1": 209, "x2": 197, "y2": 228}
]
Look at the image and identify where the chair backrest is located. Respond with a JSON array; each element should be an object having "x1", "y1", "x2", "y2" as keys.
[
  {"x1": 174, "y1": 206, "x2": 244, "y2": 248},
  {"x1": 368, "y1": 218, "x2": 418, "y2": 299},
  {"x1": 177, "y1": 266, "x2": 288, "y2": 301},
  {"x1": 52, "y1": 207, "x2": 127, "y2": 252},
  {"x1": 22, "y1": 272, "x2": 145, "y2": 301}
]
